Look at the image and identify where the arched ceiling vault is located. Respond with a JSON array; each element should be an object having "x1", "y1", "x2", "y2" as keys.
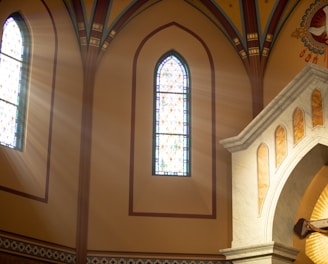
[{"x1": 63, "y1": 0, "x2": 301, "y2": 116}]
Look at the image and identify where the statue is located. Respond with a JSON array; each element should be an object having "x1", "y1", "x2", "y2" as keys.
[{"x1": 294, "y1": 218, "x2": 328, "y2": 239}]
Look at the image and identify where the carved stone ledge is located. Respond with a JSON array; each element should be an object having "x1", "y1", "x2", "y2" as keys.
[
  {"x1": 220, "y1": 63, "x2": 328, "y2": 153},
  {"x1": 220, "y1": 242, "x2": 299, "y2": 264}
]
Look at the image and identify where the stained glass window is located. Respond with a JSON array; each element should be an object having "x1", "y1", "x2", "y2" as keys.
[
  {"x1": 153, "y1": 51, "x2": 190, "y2": 176},
  {"x1": 0, "y1": 13, "x2": 30, "y2": 150}
]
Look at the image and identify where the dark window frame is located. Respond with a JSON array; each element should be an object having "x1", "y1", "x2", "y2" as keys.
[
  {"x1": 152, "y1": 50, "x2": 191, "y2": 177},
  {"x1": 0, "y1": 12, "x2": 31, "y2": 151}
]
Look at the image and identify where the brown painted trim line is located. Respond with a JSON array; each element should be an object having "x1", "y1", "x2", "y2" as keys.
[
  {"x1": 74, "y1": 2, "x2": 115, "y2": 262},
  {"x1": 0, "y1": 185, "x2": 46, "y2": 202},
  {"x1": 261, "y1": 0, "x2": 289, "y2": 66},
  {"x1": 200, "y1": 0, "x2": 245, "y2": 57},
  {"x1": 75, "y1": 45, "x2": 99, "y2": 264},
  {"x1": 87, "y1": 250, "x2": 226, "y2": 259},
  {"x1": 129, "y1": 22, "x2": 216, "y2": 219},
  {"x1": 241, "y1": 0, "x2": 258, "y2": 37},
  {"x1": 103, "y1": 0, "x2": 149, "y2": 48},
  {"x1": 41, "y1": 0, "x2": 57, "y2": 203},
  {"x1": 0, "y1": 0, "x2": 57, "y2": 203},
  {"x1": 130, "y1": 211, "x2": 216, "y2": 219}
]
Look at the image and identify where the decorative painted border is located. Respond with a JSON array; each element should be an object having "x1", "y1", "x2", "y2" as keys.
[
  {"x1": 0, "y1": 234, "x2": 231, "y2": 264},
  {"x1": 300, "y1": 0, "x2": 328, "y2": 54},
  {"x1": 0, "y1": 235, "x2": 75, "y2": 263},
  {"x1": 86, "y1": 257, "x2": 231, "y2": 264}
]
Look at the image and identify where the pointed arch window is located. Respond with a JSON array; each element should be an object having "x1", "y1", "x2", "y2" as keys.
[
  {"x1": 0, "y1": 13, "x2": 30, "y2": 150},
  {"x1": 153, "y1": 51, "x2": 190, "y2": 176}
]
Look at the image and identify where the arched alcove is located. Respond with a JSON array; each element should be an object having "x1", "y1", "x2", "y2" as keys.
[{"x1": 273, "y1": 144, "x2": 328, "y2": 245}]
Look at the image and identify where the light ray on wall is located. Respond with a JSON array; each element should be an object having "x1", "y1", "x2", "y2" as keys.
[{"x1": 306, "y1": 184, "x2": 328, "y2": 263}]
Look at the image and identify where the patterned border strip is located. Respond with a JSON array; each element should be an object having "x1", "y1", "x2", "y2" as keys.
[
  {"x1": 0, "y1": 235, "x2": 76, "y2": 263},
  {"x1": 0, "y1": 235, "x2": 232, "y2": 264},
  {"x1": 86, "y1": 257, "x2": 232, "y2": 264}
]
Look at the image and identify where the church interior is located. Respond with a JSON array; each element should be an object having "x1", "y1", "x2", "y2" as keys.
[{"x1": 1, "y1": 0, "x2": 328, "y2": 263}]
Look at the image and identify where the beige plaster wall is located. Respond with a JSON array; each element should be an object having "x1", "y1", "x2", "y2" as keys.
[
  {"x1": 0, "y1": 0, "x2": 81, "y2": 247},
  {"x1": 88, "y1": 0, "x2": 251, "y2": 253},
  {"x1": 0, "y1": 0, "x2": 253, "y2": 256}
]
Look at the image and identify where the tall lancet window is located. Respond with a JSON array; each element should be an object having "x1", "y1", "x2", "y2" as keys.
[
  {"x1": 153, "y1": 51, "x2": 190, "y2": 176},
  {"x1": 0, "y1": 13, "x2": 30, "y2": 150}
]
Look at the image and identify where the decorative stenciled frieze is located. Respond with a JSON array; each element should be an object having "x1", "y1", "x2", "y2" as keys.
[
  {"x1": 0, "y1": 234, "x2": 232, "y2": 264},
  {"x1": 86, "y1": 257, "x2": 232, "y2": 264},
  {"x1": 0, "y1": 235, "x2": 75, "y2": 263}
]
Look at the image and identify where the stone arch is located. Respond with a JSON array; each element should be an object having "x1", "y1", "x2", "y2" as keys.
[
  {"x1": 272, "y1": 143, "x2": 328, "y2": 245},
  {"x1": 220, "y1": 64, "x2": 328, "y2": 263}
]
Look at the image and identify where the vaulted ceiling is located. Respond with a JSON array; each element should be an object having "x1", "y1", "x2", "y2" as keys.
[{"x1": 63, "y1": 0, "x2": 301, "y2": 116}]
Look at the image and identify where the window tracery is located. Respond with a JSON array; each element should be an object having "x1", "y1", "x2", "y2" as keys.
[
  {"x1": 153, "y1": 51, "x2": 190, "y2": 176},
  {"x1": 0, "y1": 13, "x2": 30, "y2": 150}
]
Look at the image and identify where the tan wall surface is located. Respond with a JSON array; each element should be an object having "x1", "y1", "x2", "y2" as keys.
[
  {"x1": 0, "y1": 0, "x2": 292, "y2": 258},
  {"x1": 0, "y1": 0, "x2": 81, "y2": 247},
  {"x1": 89, "y1": 0, "x2": 251, "y2": 253}
]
